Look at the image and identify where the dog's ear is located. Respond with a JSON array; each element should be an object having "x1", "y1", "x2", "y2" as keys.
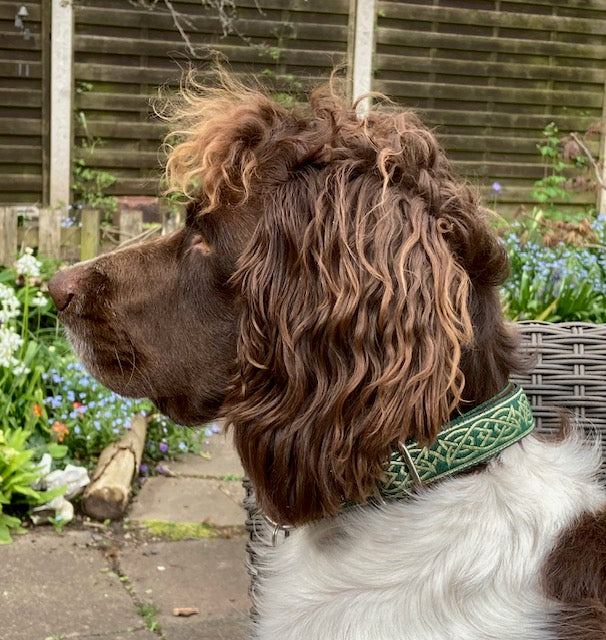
[{"x1": 223, "y1": 99, "x2": 502, "y2": 525}]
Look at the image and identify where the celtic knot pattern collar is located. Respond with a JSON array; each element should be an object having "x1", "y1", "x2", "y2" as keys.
[{"x1": 381, "y1": 383, "x2": 534, "y2": 498}]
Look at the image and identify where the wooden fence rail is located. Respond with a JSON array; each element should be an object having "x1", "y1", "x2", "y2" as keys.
[{"x1": 0, "y1": 206, "x2": 167, "y2": 266}]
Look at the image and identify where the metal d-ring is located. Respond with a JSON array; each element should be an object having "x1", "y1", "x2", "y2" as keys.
[{"x1": 263, "y1": 515, "x2": 295, "y2": 547}]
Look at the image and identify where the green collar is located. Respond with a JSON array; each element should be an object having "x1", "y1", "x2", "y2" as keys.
[{"x1": 381, "y1": 383, "x2": 534, "y2": 498}]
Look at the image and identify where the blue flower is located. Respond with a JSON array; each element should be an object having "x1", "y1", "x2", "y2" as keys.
[{"x1": 492, "y1": 182, "x2": 502, "y2": 193}]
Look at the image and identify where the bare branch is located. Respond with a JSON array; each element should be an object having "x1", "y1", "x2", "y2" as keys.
[
  {"x1": 570, "y1": 131, "x2": 606, "y2": 191},
  {"x1": 163, "y1": 0, "x2": 198, "y2": 58}
]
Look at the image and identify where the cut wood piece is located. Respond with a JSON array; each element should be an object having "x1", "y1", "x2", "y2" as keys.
[{"x1": 82, "y1": 414, "x2": 147, "y2": 520}]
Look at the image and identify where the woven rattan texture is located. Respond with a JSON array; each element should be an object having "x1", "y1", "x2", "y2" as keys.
[{"x1": 514, "y1": 322, "x2": 606, "y2": 435}]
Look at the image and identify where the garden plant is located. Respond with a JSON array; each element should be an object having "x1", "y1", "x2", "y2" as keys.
[
  {"x1": 0, "y1": 249, "x2": 207, "y2": 542},
  {"x1": 497, "y1": 122, "x2": 606, "y2": 323}
]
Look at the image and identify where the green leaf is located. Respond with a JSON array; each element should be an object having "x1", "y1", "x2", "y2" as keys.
[{"x1": 46, "y1": 443, "x2": 68, "y2": 459}]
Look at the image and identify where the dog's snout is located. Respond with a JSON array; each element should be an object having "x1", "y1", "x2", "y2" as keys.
[{"x1": 49, "y1": 268, "x2": 80, "y2": 312}]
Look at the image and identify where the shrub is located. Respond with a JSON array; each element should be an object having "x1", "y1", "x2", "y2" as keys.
[
  {"x1": 500, "y1": 213, "x2": 606, "y2": 324},
  {"x1": 0, "y1": 425, "x2": 63, "y2": 543}
]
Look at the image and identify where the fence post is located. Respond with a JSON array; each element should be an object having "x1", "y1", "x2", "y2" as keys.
[
  {"x1": 0, "y1": 207, "x2": 18, "y2": 266},
  {"x1": 81, "y1": 209, "x2": 100, "y2": 261},
  {"x1": 598, "y1": 74, "x2": 606, "y2": 214},
  {"x1": 119, "y1": 210, "x2": 143, "y2": 245},
  {"x1": 50, "y1": 0, "x2": 73, "y2": 207},
  {"x1": 38, "y1": 208, "x2": 63, "y2": 260},
  {"x1": 352, "y1": 0, "x2": 376, "y2": 113}
]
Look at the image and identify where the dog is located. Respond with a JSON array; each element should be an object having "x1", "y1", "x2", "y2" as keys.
[{"x1": 49, "y1": 76, "x2": 606, "y2": 639}]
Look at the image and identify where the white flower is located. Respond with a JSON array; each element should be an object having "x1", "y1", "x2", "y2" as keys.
[
  {"x1": 0, "y1": 327, "x2": 23, "y2": 369},
  {"x1": 0, "y1": 283, "x2": 20, "y2": 325},
  {"x1": 15, "y1": 248, "x2": 41, "y2": 278},
  {"x1": 13, "y1": 362, "x2": 30, "y2": 376},
  {"x1": 30, "y1": 291, "x2": 47, "y2": 308}
]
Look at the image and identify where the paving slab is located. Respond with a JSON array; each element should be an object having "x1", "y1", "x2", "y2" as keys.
[
  {"x1": 79, "y1": 631, "x2": 157, "y2": 639},
  {"x1": 128, "y1": 478, "x2": 246, "y2": 527},
  {"x1": 0, "y1": 530, "x2": 147, "y2": 640},
  {"x1": 119, "y1": 537, "x2": 251, "y2": 640},
  {"x1": 162, "y1": 611, "x2": 251, "y2": 640},
  {"x1": 171, "y1": 434, "x2": 244, "y2": 480}
]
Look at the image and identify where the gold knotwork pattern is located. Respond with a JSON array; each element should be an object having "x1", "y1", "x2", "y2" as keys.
[{"x1": 381, "y1": 384, "x2": 534, "y2": 498}]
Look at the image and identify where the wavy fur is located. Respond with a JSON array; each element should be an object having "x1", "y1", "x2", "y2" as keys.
[{"x1": 164, "y1": 75, "x2": 519, "y2": 524}]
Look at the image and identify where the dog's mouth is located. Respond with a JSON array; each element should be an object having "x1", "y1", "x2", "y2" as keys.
[
  {"x1": 64, "y1": 325, "x2": 226, "y2": 427},
  {"x1": 63, "y1": 323, "x2": 155, "y2": 399},
  {"x1": 153, "y1": 395, "x2": 222, "y2": 427}
]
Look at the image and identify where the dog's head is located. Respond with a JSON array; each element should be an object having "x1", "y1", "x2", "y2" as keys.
[{"x1": 50, "y1": 77, "x2": 519, "y2": 525}]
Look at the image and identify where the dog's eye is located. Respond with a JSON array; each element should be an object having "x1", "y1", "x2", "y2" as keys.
[{"x1": 191, "y1": 234, "x2": 213, "y2": 256}]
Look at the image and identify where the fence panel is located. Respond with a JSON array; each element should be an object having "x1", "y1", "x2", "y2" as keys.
[
  {"x1": 0, "y1": 0, "x2": 50, "y2": 204},
  {"x1": 374, "y1": 0, "x2": 606, "y2": 212},
  {"x1": 0, "y1": 206, "x2": 171, "y2": 266},
  {"x1": 72, "y1": 0, "x2": 353, "y2": 199},
  {"x1": 2, "y1": 1, "x2": 605, "y2": 211}
]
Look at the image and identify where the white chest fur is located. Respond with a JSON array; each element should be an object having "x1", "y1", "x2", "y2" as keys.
[{"x1": 252, "y1": 434, "x2": 606, "y2": 640}]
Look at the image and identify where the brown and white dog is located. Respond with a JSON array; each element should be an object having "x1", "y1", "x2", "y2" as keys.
[{"x1": 49, "y1": 76, "x2": 606, "y2": 639}]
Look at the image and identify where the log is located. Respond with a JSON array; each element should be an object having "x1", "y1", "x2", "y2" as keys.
[{"x1": 82, "y1": 414, "x2": 147, "y2": 520}]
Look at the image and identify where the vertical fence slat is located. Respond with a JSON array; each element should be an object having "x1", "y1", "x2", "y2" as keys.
[
  {"x1": 50, "y1": 0, "x2": 73, "y2": 207},
  {"x1": 352, "y1": 0, "x2": 376, "y2": 113},
  {"x1": 0, "y1": 207, "x2": 18, "y2": 266},
  {"x1": 81, "y1": 208, "x2": 100, "y2": 261},
  {"x1": 120, "y1": 210, "x2": 143, "y2": 244},
  {"x1": 38, "y1": 208, "x2": 63, "y2": 259},
  {"x1": 598, "y1": 73, "x2": 606, "y2": 214}
]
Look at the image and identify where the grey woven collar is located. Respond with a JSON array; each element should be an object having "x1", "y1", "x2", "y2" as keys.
[{"x1": 381, "y1": 383, "x2": 535, "y2": 498}]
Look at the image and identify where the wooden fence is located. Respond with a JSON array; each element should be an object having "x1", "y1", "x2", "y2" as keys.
[
  {"x1": 73, "y1": 0, "x2": 353, "y2": 196},
  {"x1": 374, "y1": 0, "x2": 606, "y2": 211},
  {"x1": 0, "y1": 206, "x2": 172, "y2": 266},
  {"x1": 0, "y1": 0, "x2": 50, "y2": 204},
  {"x1": 2, "y1": 0, "x2": 606, "y2": 214}
]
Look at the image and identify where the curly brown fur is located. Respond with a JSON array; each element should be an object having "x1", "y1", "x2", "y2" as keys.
[
  {"x1": 52, "y1": 73, "x2": 521, "y2": 526},
  {"x1": 164, "y1": 75, "x2": 521, "y2": 524}
]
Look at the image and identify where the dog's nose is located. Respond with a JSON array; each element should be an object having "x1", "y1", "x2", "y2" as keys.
[{"x1": 48, "y1": 268, "x2": 79, "y2": 312}]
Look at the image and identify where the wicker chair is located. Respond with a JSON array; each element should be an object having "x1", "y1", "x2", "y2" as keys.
[{"x1": 243, "y1": 321, "x2": 606, "y2": 621}]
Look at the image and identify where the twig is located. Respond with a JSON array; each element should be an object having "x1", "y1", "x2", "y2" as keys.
[
  {"x1": 164, "y1": 0, "x2": 198, "y2": 58},
  {"x1": 570, "y1": 132, "x2": 606, "y2": 191},
  {"x1": 117, "y1": 224, "x2": 163, "y2": 249}
]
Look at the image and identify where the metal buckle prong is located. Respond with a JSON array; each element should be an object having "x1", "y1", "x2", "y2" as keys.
[{"x1": 397, "y1": 441, "x2": 423, "y2": 489}]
